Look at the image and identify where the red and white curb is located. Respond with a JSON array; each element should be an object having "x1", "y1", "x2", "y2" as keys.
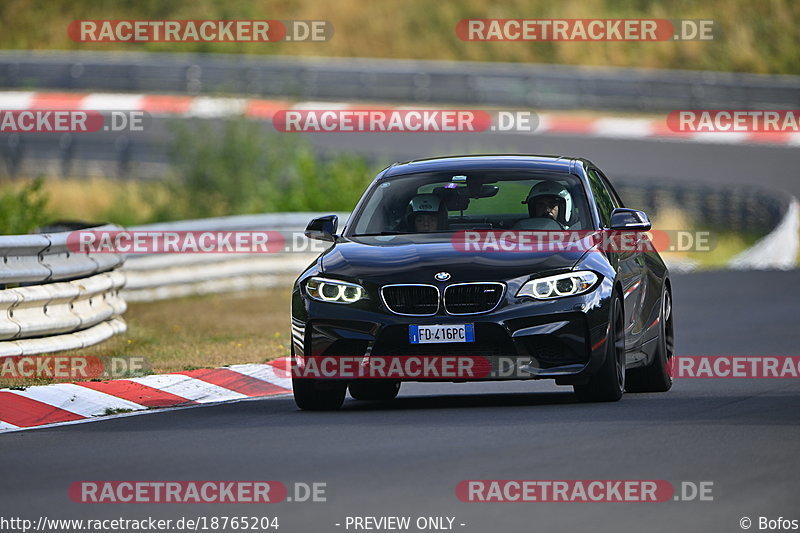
[
  {"x1": 2, "y1": 91, "x2": 799, "y2": 146},
  {"x1": 0, "y1": 358, "x2": 292, "y2": 432}
]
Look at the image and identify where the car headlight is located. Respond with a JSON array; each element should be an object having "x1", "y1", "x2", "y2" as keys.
[
  {"x1": 305, "y1": 277, "x2": 368, "y2": 304},
  {"x1": 517, "y1": 271, "x2": 599, "y2": 300}
]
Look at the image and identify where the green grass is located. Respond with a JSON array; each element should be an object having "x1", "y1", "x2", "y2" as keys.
[
  {"x1": 0, "y1": 0, "x2": 797, "y2": 74},
  {"x1": 0, "y1": 287, "x2": 292, "y2": 388},
  {"x1": 0, "y1": 177, "x2": 49, "y2": 234}
]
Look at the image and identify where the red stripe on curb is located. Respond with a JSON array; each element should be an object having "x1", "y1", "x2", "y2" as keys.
[
  {"x1": 266, "y1": 358, "x2": 291, "y2": 372},
  {"x1": 178, "y1": 368, "x2": 288, "y2": 397},
  {"x1": 544, "y1": 116, "x2": 598, "y2": 134},
  {"x1": 649, "y1": 122, "x2": 692, "y2": 138},
  {"x1": 139, "y1": 94, "x2": 193, "y2": 114},
  {"x1": 29, "y1": 93, "x2": 87, "y2": 110},
  {"x1": 245, "y1": 99, "x2": 289, "y2": 119},
  {"x1": 74, "y1": 380, "x2": 197, "y2": 408},
  {"x1": 0, "y1": 391, "x2": 85, "y2": 427}
]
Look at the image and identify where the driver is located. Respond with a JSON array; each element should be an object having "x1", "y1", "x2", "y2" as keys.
[
  {"x1": 407, "y1": 194, "x2": 445, "y2": 233},
  {"x1": 523, "y1": 181, "x2": 572, "y2": 227}
]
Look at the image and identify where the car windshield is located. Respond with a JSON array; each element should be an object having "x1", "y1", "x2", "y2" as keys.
[{"x1": 349, "y1": 170, "x2": 592, "y2": 236}]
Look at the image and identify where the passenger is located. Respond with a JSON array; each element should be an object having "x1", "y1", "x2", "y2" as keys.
[{"x1": 407, "y1": 194, "x2": 446, "y2": 233}]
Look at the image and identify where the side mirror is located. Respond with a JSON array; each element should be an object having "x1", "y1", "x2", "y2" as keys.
[
  {"x1": 305, "y1": 215, "x2": 338, "y2": 242},
  {"x1": 609, "y1": 208, "x2": 651, "y2": 231}
]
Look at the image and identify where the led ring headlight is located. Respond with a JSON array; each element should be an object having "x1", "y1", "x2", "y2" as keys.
[
  {"x1": 517, "y1": 271, "x2": 599, "y2": 300},
  {"x1": 306, "y1": 277, "x2": 368, "y2": 304}
]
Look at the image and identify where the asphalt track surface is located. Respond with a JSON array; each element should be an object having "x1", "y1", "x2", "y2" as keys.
[{"x1": 1, "y1": 136, "x2": 799, "y2": 533}]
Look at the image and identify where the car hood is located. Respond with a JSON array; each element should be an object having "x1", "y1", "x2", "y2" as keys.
[{"x1": 320, "y1": 235, "x2": 585, "y2": 283}]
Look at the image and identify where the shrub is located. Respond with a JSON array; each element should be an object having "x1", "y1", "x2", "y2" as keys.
[
  {"x1": 165, "y1": 118, "x2": 375, "y2": 219},
  {"x1": 0, "y1": 177, "x2": 49, "y2": 234}
]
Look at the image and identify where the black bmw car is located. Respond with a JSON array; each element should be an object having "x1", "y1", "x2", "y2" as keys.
[{"x1": 291, "y1": 155, "x2": 674, "y2": 410}]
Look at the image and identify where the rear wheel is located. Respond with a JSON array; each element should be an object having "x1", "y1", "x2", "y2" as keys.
[
  {"x1": 349, "y1": 381, "x2": 401, "y2": 401},
  {"x1": 292, "y1": 378, "x2": 346, "y2": 411},
  {"x1": 626, "y1": 287, "x2": 674, "y2": 393},
  {"x1": 574, "y1": 294, "x2": 625, "y2": 402}
]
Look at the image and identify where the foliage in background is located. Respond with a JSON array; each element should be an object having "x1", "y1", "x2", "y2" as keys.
[
  {"x1": 0, "y1": 0, "x2": 797, "y2": 75},
  {"x1": 163, "y1": 119, "x2": 374, "y2": 220},
  {"x1": 0, "y1": 121, "x2": 375, "y2": 228},
  {"x1": 0, "y1": 177, "x2": 49, "y2": 234}
]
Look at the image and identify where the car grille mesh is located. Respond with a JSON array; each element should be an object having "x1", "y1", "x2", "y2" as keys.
[
  {"x1": 382, "y1": 285, "x2": 439, "y2": 315},
  {"x1": 444, "y1": 283, "x2": 504, "y2": 314},
  {"x1": 382, "y1": 283, "x2": 504, "y2": 315}
]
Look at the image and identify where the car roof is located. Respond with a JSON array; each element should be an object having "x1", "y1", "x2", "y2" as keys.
[{"x1": 381, "y1": 154, "x2": 581, "y2": 178}]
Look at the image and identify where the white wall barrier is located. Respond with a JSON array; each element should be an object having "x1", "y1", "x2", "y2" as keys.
[
  {"x1": 120, "y1": 212, "x2": 348, "y2": 302},
  {"x1": 0, "y1": 225, "x2": 126, "y2": 356}
]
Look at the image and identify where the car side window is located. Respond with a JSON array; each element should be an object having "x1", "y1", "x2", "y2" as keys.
[
  {"x1": 596, "y1": 170, "x2": 624, "y2": 209},
  {"x1": 587, "y1": 168, "x2": 616, "y2": 228}
]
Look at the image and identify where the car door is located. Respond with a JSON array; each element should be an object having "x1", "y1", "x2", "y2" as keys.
[{"x1": 587, "y1": 167, "x2": 647, "y2": 352}]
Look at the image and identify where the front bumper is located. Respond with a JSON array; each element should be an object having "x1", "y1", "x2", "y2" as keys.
[{"x1": 291, "y1": 279, "x2": 614, "y2": 384}]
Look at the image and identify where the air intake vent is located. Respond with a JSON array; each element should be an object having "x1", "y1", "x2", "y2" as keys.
[
  {"x1": 381, "y1": 284, "x2": 439, "y2": 316},
  {"x1": 443, "y1": 283, "x2": 504, "y2": 315}
]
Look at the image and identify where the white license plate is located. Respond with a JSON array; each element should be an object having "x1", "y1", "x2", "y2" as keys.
[{"x1": 409, "y1": 324, "x2": 475, "y2": 344}]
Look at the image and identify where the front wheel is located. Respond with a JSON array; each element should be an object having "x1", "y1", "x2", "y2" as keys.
[
  {"x1": 574, "y1": 294, "x2": 625, "y2": 402},
  {"x1": 292, "y1": 378, "x2": 346, "y2": 410}
]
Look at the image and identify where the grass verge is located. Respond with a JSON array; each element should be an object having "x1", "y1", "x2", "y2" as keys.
[{"x1": 1, "y1": 286, "x2": 292, "y2": 389}]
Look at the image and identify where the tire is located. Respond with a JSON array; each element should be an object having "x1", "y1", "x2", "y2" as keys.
[
  {"x1": 349, "y1": 381, "x2": 401, "y2": 401},
  {"x1": 626, "y1": 287, "x2": 674, "y2": 393},
  {"x1": 292, "y1": 378, "x2": 346, "y2": 410},
  {"x1": 574, "y1": 294, "x2": 625, "y2": 402}
]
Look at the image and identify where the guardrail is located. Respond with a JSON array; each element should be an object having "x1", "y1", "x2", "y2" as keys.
[
  {"x1": 122, "y1": 213, "x2": 349, "y2": 301},
  {"x1": 0, "y1": 224, "x2": 126, "y2": 356},
  {"x1": 2, "y1": 51, "x2": 799, "y2": 112},
  {"x1": 615, "y1": 181, "x2": 788, "y2": 234}
]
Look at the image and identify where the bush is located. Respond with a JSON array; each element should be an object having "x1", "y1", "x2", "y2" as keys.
[
  {"x1": 0, "y1": 177, "x2": 49, "y2": 234},
  {"x1": 164, "y1": 119, "x2": 375, "y2": 220}
]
